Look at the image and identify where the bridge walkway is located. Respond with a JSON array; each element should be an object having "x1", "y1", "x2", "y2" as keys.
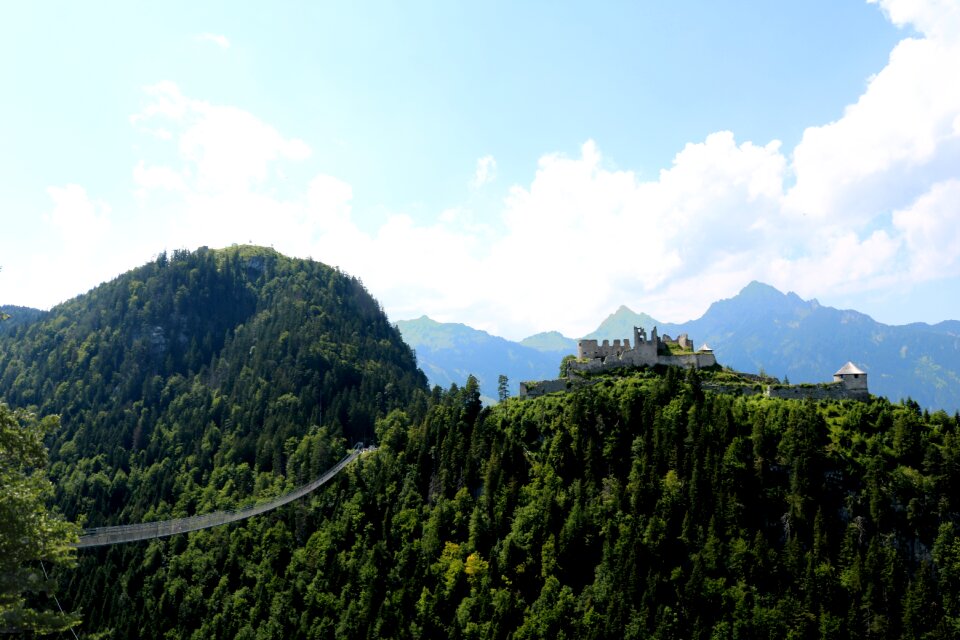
[{"x1": 75, "y1": 446, "x2": 370, "y2": 549}]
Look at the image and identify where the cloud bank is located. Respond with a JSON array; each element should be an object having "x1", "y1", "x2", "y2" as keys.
[{"x1": 27, "y1": 0, "x2": 960, "y2": 339}]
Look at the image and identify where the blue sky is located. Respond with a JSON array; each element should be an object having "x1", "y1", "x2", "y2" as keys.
[{"x1": 2, "y1": 0, "x2": 959, "y2": 339}]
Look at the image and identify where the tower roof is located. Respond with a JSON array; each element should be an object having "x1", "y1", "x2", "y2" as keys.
[
  {"x1": 699, "y1": 343, "x2": 713, "y2": 352},
  {"x1": 834, "y1": 361, "x2": 865, "y2": 376}
]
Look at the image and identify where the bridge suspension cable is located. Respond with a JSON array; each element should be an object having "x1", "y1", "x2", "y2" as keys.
[{"x1": 75, "y1": 446, "x2": 369, "y2": 549}]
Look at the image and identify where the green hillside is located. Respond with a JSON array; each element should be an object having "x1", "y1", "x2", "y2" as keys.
[
  {"x1": 55, "y1": 367, "x2": 960, "y2": 638},
  {"x1": 0, "y1": 305, "x2": 46, "y2": 334},
  {"x1": 3, "y1": 252, "x2": 960, "y2": 637},
  {"x1": 0, "y1": 246, "x2": 426, "y2": 527}
]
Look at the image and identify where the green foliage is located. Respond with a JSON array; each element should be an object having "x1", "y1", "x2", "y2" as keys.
[
  {"x1": 4, "y1": 249, "x2": 959, "y2": 636},
  {"x1": 228, "y1": 373, "x2": 955, "y2": 639},
  {"x1": 0, "y1": 246, "x2": 428, "y2": 636},
  {"x1": 57, "y1": 363, "x2": 960, "y2": 638},
  {"x1": 497, "y1": 375, "x2": 509, "y2": 403},
  {"x1": 0, "y1": 404, "x2": 80, "y2": 634},
  {"x1": 663, "y1": 341, "x2": 694, "y2": 355}
]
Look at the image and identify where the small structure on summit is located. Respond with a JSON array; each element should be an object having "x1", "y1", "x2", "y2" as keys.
[
  {"x1": 833, "y1": 361, "x2": 869, "y2": 399},
  {"x1": 570, "y1": 326, "x2": 717, "y2": 374}
]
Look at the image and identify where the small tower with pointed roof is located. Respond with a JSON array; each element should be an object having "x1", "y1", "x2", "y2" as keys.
[{"x1": 834, "y1": 361, "x2": 868, "y2": 398}]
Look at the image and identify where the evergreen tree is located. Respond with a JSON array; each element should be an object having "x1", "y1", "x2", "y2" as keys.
[
  {"x1": 0, "y1": 405, "x2": 80, "y2": 634},
  {"x1": 498, "y1": 374, "x2": 510, "y2": 403}
]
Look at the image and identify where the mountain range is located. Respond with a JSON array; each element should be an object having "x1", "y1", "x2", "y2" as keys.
[{"x1": 397, "y1": 281, "x2": 960, "y2": 412}]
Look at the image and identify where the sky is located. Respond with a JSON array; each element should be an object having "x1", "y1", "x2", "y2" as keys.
[{"x1": 2, "y1": 0, "x2": 959, "y2": 340}]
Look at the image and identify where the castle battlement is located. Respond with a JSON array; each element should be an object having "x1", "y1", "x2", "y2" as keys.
[{"x1": 573, "y1": 326, "x2": 717, "y2": 373}]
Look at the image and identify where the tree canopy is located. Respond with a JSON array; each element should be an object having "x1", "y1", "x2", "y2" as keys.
[
  {"x1": 3, "y1": 247, "x2": 959, "y2": 637},
  {"x1": 0, "y1": 404, "x2": 79, "y2": 634}
]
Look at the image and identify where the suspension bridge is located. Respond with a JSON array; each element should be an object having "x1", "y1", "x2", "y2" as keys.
[{"x1": 75, "y1": 445, "x2": 370, "y2": 549}]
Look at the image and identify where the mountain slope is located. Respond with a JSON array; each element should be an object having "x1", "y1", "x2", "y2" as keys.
[
  {"x1": 0, "y1": 305, "x2": 46, "y2": 334},
  {"x1": 396, "y1": 316, "x2": 566, "y2": 401},
  {"x1": 0, "y1": 245, "x2": 427, "y2": 522},
  {"x1": 3, "y1": 252, "x2": 958, "y2": 636},
  {"x1": 680, "y1": 281, "x2": 960, "y2": 410},
  {"x1": 0, "y1": 246, "x2": 429, "y2": 635},
  {"x1": 51, "y1": 365, "x2": 960, "y2": 637}
]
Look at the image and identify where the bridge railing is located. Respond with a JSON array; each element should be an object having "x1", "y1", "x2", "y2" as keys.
[{"x1": 76, "y1": 446, "x2": 369, "y2": 549}]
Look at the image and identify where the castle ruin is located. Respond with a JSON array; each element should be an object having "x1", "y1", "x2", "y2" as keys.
[
  {"x1": 571, "y1": 326, "x2": 717, "y2": 373},
  {"x1": 519, "y1": 324, "x2": 870, "y2": 402}
]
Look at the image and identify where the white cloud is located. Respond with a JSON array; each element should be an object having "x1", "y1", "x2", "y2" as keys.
[
  {"x1": 307, "y1": 174, "x2": 353, "y2": 224},
  {"x1": 196, "y1": 33, "x2": 231, "y2": 49},
  {"x1": 14, "y1": 184, "x2": 140, "y2": 308},
  {"x1": 869, "y1": 0, "x2": 960, "y2": 39},
  {"x1": 44, "y1": 184, "x2": 111, "y2": 245},
  {"x1": 892, "y1": 178, "x2": 960, "y2": 279},
  {"x1": 121, "y1": 23, "x2": 960, "y2": 337},
  {"x1": 300, "y1": 136, "x2": 789, "y2": 336},
  {"x1": 132, "y1": 82, "x2": 311, "y2": 194},
  {"x1": 788, "y1": 0, "x2": 960, "y2": 222},
  {"x1": 132, "y1": 81, "x2": 189, "y2": 122},
  {"x1": 133, "y1": 161, "x2": 185, "y2": 193},
  {"x1": 471, "y1": 155, "x2": 497, "y2": 188},
  {"x1": 17, "y1": 0, "x2": 960, "y2": 338}
]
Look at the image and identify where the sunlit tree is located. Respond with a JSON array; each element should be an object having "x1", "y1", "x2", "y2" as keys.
[{"x1": 0, "y1": 405, "x2": 80, "y2": 634}]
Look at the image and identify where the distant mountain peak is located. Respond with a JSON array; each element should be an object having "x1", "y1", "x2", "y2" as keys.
[
  {"x1": 737, "y1": 281, "x2": 813, "y2": 306},
  {"x1": 585, "y1": 306, "x2": 660, "y2": 341},
  {"x1": 739, "y1": 281, "x2": 785, "y2": 298},
  {"x1": 408, "y1": 314, "x2": 438, "y2": 325}
]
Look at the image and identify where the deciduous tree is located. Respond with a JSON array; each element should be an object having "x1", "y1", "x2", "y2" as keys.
[{"x1": 0, "y1": 405, "x2": 80, "y2": 634}]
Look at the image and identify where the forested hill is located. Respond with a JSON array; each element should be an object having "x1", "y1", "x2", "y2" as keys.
[
  {"x1": 0, "y1": 245, "x2": 426, "y2": 529},
  {"x1": 43, "y1": 364, "x2": 960, "y2": 638},
  {"x1": 5, "y1": 250, "x2": 960, "y2": 637}
]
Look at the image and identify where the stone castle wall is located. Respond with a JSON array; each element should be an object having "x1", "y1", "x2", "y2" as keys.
[
  {"x1": 574, "y1": 327, "x2": 713, "y2": 375},
  {"x1": 766, "y1": 383, "x2": 851, "y2": 401},
  {"x1": 569, "y1": 348, "x2": 716, "y2": 374},
  {"x1": 701, "y1": 381, "x2": 869, "y2": 402},
  {"x1": 660, "y1": 353, "x2": 718, "y2": 369},
  {"x1": 523, "y1": 374, "x2": 869, "y2": 402},
  {"x1": 519, "y1": 378, "x2": 584, "y2": 399}
]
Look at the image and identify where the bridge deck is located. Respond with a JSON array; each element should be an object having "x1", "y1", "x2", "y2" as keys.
[{"x1": 75, "y1": 448, "x2": 368, "y2": 548}]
